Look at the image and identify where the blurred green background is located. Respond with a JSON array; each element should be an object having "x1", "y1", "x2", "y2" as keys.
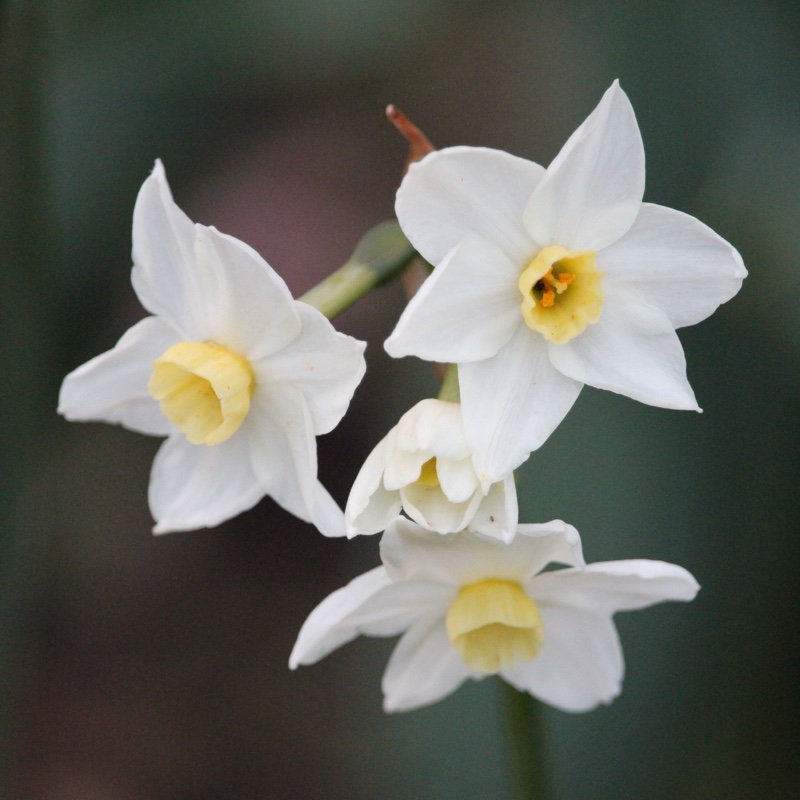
[{"x1": 3, "y1": 1, "x2": 799, "y2": 797}]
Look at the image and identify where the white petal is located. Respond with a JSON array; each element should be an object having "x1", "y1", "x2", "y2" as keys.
[
  {"x1": 436, "y1": 457, "x2": 480, "y2": 503},
  {"x1": 383, "y1": 448, "x2": 430, "y2": 491},
  {"x1": 58, "y1": 316, "x2": 180, "y2": 436},
  {"x1": 347, "y1": 484, "x2": 402, "y2": 538},
  {"x1": 503, "y1": 607, "x2": 623, "y2": 712},
  {"x1": 130, "y1": 162, "x2": 303, "y2": 352},
  {"x1": 467, "y1": 475, "x2": 519, "y2": 542},
  {"x1": 523, "y1": 81, "x2": 645, "y2": 250},
  {"x1": 599, "y1": 203, "x2": 747, "y2": 328},
  {"x1": 396, "y1": 146, "x2": 545, "y2": 266},
  {"x1": 381, "y1": 518, "x2": 584, "y2": 587},
  {"x1": 290, "y1": 568, "x2": 451, "y2": 668},
  {"x1": 344, "y1": 431, "x2": 401, "y2": 537},
  {"x1": 256, "y1": 302, "x2": 366, "y2": 435},
  {"x1": 548, "y1": 286, "x2": 700, "y2": 410},
  {"x1": 352, "y1": 581, "x2": 452, "y2": 636},
  {"x1": 290, "y1": 567, "x2": 393, "y2": 667},
  {"x1": 190, "y1": 225, "x2": 302, "y2": 360},
  {"x1": 149, "y1": 432, "x2": 264, "y2": 534},
  {"x1": 310, "y1": 482, "x2": 347, "y2": 539},
  {"x1": 529, "y1": 559, "x2": 699, "y2": 614},
  {"x1": 130, "y1": 161, "x2": 200, "y2": 337},
  {"x1": 460, "y1": 325, "x2": 583, "y2": 485},
  {"x1": 382, "y1": 612, "x2": 473, "y2": 712},
  {"x1": 399, "y1": 483, "x2": 477, "y2": 534},
  {"x1": 394, "y1": 399, "x2": 471, "y2": 462},
  {"x1": 513, "y1": 521, "x2": 586, "y2": 568},
  {"x1": 385, "y1": 235, "x2": 523, "y2": 362},
  {"x1": 248, "y1": 385, "x2": 344, "y2": 537}
]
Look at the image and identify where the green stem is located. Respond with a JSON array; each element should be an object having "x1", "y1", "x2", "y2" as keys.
[
  {"x1": 505, "y1": 683, "x2": 551, "y2": 800},
  {"x1": 437, "y1": 363, "x2": 460, "y2": 403},
  {"x1": 300, "y1": 220, "x2": 417, "y2": 319}
]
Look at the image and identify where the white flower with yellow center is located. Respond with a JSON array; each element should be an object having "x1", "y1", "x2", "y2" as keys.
[
  {"x1": 385, "y1": 81, "x2": 746, "y2": 484},
  {"x1": 58, "y1": 161, "x2": 366, "y2": 535},
  {"x1": 290, "y1": 517, "x2": 698, "y2": 713},
  {"x1": 344, "y1": 399, "x2": 517, "y2": 540}
]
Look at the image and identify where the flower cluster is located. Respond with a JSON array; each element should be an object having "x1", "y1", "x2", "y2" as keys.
[
  {"x1": 60, "y1": 81, "x2": 744, "y2": 715},
  {"x1": 293, "y1": 81, "x2": 742, "y2": 712}
]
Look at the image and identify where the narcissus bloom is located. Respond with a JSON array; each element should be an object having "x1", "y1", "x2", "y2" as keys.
[
  {"x1": 385, "y1": 81, "x2": 746, "y2": 484},
  {"x1": 59, "y1": 161, "x2": 366, "y2": 535},
  {"x1": 344, "y1": 399, "x2": 518, "y2": 540},
  {"x1": 290, "y1": 517, "x2": 698, "y2": 713}
]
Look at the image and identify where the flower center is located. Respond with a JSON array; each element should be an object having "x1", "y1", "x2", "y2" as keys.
[
  {"x1": 445, "y1": 578, "x2": 544, "y2": 674},
  {"x1": 416, "y1": 457, "x2": 440, "y2": 488},
  {"x1": 518, "y1": 245, "x2": 604, "y2": 344},
  {"x1": 148, "y1": 341, "x2": 254, "y2": 446}
]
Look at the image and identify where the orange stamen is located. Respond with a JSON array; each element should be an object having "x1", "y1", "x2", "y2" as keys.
[{"x1": 535, "y1": 269, "x2": 575, "y2": 308}]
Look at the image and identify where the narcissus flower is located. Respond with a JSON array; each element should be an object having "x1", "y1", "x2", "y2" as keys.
[
  {"x1": 290, "y1": 517, "x2": 698, "y2": 713},
  {"x1": 59, "y1": 161, "x2": 366, "y2": 535},
  {"x1": 385, "y1": 81, "x2": 746, "y2": 484},
  {"x1": 344, "y1": 399, "x2": 517, "y2": 540}
]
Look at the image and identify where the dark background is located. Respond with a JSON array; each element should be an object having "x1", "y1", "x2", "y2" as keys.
[{"x1": 3, "y1": 1, "x2": 799, "y2": 797}]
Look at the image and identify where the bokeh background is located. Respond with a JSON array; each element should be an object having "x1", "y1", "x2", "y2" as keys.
[{"x1": 3, "y1": 1, "x2": 799, "y2": 798}]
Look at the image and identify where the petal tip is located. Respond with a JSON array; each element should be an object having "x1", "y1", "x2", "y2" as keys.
[
  {"x1": 383, "y1": 334, "x2": 406, "y2": 359},
  {"x1": 151, "y1": 520, "x2": 174, "y2": 536},
  {"x1": 606, "y1": 78, "x2": 628, "y2": 103},
  {"x1": 320, "y1": 527, "x2": 347, "y2": 539},
  {"x1": 345, "y1": 521, "x2": 377, "y2": 539},
  {"x1": 311, "y1": 501, "x2": 347, "y2": 538},
  {"x1": 382, "y1": 696, "x2": 403, "y2": 714}
]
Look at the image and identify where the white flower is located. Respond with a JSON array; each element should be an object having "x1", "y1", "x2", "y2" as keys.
[
  {"x1": 344, "y1": 398, "x2": 518, "y2": 540},
  {"x1": 385, "y1": 81, "x2": 746, "y2": 484},
  {"x1": 290, "y1": 517, "x2": 699, "y2": 713},
  {"x1": 58, "y1": 161, "x2": 366, "y2": 536}
]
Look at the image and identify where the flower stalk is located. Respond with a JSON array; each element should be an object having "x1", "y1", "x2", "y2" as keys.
[
  {"x1": 437, "y1": 363, "x2": 460, "y2": 403},
  {"x1": 300, "y1": 221, "x2": 417, "y2": 319},
  {"x1": 505, "y1": 684, "x2": 550, "y2": 800}
]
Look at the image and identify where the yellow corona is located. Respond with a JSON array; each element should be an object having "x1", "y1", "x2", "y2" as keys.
[
  {"x1": 446, "y1": 578, "x2": 544, "y2": 674},
  {"x1": 518, "y1": 245, "x2": 604, "y2": 343},
  {"x1": 148, "y1": 341, "x2": 254, "y2": 445},
  {"x1": 415, "y1": 457, "x2": 440, "y2": 487}
]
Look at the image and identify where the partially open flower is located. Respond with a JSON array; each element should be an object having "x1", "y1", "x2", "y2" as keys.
[
  {"x1": 345, "y1": 399, "x2": 518, "y2": 540},
  {"x1": 385, "y1": 81, "x2": 746, "y2": 484},
  {"x1": 59, "y1": 161, "x2": 366, "y2": 535},
  {"x1": 290, "y1": 517, "x2": 699, "y2": 713}
]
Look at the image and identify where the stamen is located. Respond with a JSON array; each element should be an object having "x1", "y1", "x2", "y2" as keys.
[
  {"x1": 557, "y1": 271, "x2": 574, "y2": 287},
  {"x1": 518, "y1": 246, "x2": 603, "y2": 343}
]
